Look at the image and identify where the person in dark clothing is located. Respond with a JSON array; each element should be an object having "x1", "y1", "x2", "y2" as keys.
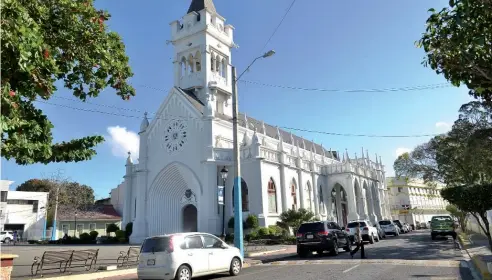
[{"x1": 350, "y1": 223, "x2": 366, "y2": 259}]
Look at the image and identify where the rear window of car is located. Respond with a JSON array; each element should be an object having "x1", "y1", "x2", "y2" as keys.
[
  {"x1": 298, "y1": 222, "x2": 325, "y2": 233},
  {"x1": 347, "y1": 221, "x2": 367, "y2": 228},
  {"x1": 141, "y1": 237, "x2": 171, "y2": 253},
  {"x1": 393, "y1": 220, "x2": 402, "y2": 224},
  {"x1": 432, "y1": 216, "x2": 452, "y2": 222},
  {"x1": 378, "y1": 221, "x2": 391, "y2": 225}
]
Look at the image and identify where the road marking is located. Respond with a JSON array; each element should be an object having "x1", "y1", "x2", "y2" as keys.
[
  {"x1": 343, "y1": 264, "x2": 360, "y2": 273},
  {"x1": 258, "y1": 259, "x2": 462, "y2": 268}
]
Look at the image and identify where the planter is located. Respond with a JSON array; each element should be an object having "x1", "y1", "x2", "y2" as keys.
[{"x1": 1, "y1": 254, "x2": 18, "y2": 280}]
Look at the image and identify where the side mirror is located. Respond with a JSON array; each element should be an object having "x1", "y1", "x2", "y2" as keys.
[{"x1": 220, "y1": 243, "x2": 228, "y2": 249}]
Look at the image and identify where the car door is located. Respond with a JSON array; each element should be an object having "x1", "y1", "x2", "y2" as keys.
[
  {"x1": 201, "y1": 234, "x2": 229, "y2": 271},
  {"x1": 183, "y1": 235, "x2": 209, "y2": 275}
]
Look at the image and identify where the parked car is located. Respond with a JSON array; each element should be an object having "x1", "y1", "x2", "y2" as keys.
[
  {"x1": 403, "y1": 223, "x2": 412, "y2": 232},
  {"x1": 430, "y1": 215, "x2": 456, "y2": 240},
  {"x1": 393, "y1": 220, "x2": 406, "y2": 233},
  {"x1": 138, "y1": 232, "x2": 243, "y2": 280},
  {"x1": 378, "y1": 220, "x2": 400, "y2": 236},
  {"x1": 0, "y1": 231, "x2": 14, "y2": 243},
  {"x1": 374, "y1": 223, "x2": 386, "y2": 239},
  {"x1": 346, "y1": 220, "x2": 379, "y2": 244},
  {"x1": 296, "y1": 221, "x2": 351, "y2": 257}
]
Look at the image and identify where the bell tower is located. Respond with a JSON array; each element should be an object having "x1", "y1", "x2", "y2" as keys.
[{"x1": 170, "y1": 0, "x2": 236, "y2": 117}]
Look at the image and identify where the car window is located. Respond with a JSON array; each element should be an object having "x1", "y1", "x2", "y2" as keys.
[
  {"x1": 141, "y1": 237, "x2": 171, "y2": 253},
  {"x1": 327, "y1": 222, "x2": 338, "y2": 229},
  {"x1": 298, "y1": 222, "x2": 325, "y2": 233},
  {"x1": 202, "y1": 235, "x2": 223, "y2": 248},
  {"x1": 184, "y1": 236, "x2": 203, "y2": 249},
  {"x1": 432, "y1": 216, "x2": 452, "y2": 222},
  {"x1": 379, "y1": 221, "x2": 391, "y2": 225},
  {"x1": 0, "y1": 232, "x2": 5, "y2": 234}
]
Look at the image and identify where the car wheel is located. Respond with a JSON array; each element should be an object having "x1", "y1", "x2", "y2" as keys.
[
  {"x1": 4, "y1": 238, "x2": 11, "y2": 244},
  {"x1": 330, "y1": 240, "x2": 339, "y2": 256},
  {"x1": 369, "y1": 234, "x2": 375, "y2": 244},
  {"x1": 229, "y1": 257, "x2": 242, "y2": 276},
  {"x1": 316, "y1": 250, "x2": 323, "y2": 256},
  {"x1": 175, "y1": 265, "x2": 191, "y2": 280},
  {"x1": 344, "y1": 238, "x2": 352, "y2": 252}
]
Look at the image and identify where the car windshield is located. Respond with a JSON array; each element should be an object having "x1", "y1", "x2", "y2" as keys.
[
  {"x1": 393, "y1": 220, "x2": 402, "y2": 225},
  {"x1": 432, "y1": 216, "x2": 453, "y2": 222},
  {"x1": 141, "y1": 236, "x2": 171, "y2": 253},
  {"x1": 347, "y1": 221, "x2": 366, "y2": 228},
  {"x1": 379, "y1": 221, "x2": 391, "y2": 225},
  {"x1": 298, "y1": 223, "x2": 324, "y2": 233}
]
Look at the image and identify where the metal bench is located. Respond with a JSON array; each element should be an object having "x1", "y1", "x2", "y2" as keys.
[
  {"x1": 68, "y1": 249, "x2": 99, "y2": 271},
  {"x1": 31, "y1": 250, "x2": 74, "y2": 276},
  {"x1": 31, "y1": 249, "x2": 99, "y2": 276},
  {"x1": 117, "y1": 246, "x2": 140, "y2": 267}
]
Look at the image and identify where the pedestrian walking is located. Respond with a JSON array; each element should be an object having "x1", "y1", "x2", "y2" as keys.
[
  {"x1": 13, "y1": 230, "x2": 17, "y2": 246},
  {"x1": 350, "y1": 223, "x2": 366, "y2": 259}
]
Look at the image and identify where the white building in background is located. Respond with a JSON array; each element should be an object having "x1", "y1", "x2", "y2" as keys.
[
  {"x1": 111, "y1": 0, "x2": 392, "y2": 244},
  {"x1": 386, "y1": 177, "x2": 449, "y2": 226},
  {"x1": 0, "y1": 180, "x2": 48, "y2": 240}
]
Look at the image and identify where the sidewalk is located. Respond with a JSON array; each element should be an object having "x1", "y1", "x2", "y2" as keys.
[{"x1": 458, "y1": 232, "x2": 492, "y2": 279}]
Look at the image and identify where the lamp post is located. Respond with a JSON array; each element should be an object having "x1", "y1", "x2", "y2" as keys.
[
  {"x1": 74, "y1": 211, "x2": 78, "y2": 238},
  {"x1": 231, "y1": 50, "x2": 275, "y2": 257},
  {"x1": 220, "y1": 166, "x2": 229, "y2": 238},
  {"x1": 40, "y1": 206, "x2": 46, "y2": 240}
]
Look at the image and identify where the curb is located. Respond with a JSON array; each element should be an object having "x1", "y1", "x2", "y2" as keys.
[
  {"x1": 245, "y1": 248, "x2": 287, "y2": 257},
  {"x1": 42, "y1": 268, "x2": 136, "y2": 280},
  {"x1": 458, "y1": 233, "x2": 491, "y2": 280}
]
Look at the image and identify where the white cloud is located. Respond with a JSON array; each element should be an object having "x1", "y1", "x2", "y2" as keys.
[
  {"x1": 395, "y1": 147, "x2": 411, "y2": 158},
  {"x1": 107, "y1": 126, "x2": 139, "y2": 161},
  {"x1": 435, "y1": 121, "x2": 452, "y2": 131}
]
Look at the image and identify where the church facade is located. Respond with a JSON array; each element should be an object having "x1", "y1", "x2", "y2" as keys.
[{"x1": 111, "y1": 0, "x2": 392, "y2": 244}]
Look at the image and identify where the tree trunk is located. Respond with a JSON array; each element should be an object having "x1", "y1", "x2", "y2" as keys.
[{"x1": 478, "y1": 212, "x2": 492, "y2": 252}]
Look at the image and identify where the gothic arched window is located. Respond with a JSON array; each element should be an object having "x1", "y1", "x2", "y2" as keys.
[
  {"x1": 180, "y1": 57, "x2": 187, "y2": 77},
  {"x1": 195, "y1": 51, "x2": 201, "y2": 72},
  {"x1": 319, "y1": 185, "x2": 325, "y2": 214},
  {"x1": 221, "y1": 58, "x2": 227, "y2": 79},
  {"x1": 307, "y1": 182, "x2": 312, "y2": 211},
  {"x1": 268, "y1": 178, "x2": 277, "y2": 213},
  {"x1": 211, "y1": 53, "x2": 216, "y2": 72},
  {"x1": 215, "y1": 55, "x2": 221, "y2": 75},
  {"x1": 291, "y1": 180, "x2": 297, "y2": 210},
  {"x1": 188, "y1": 54, "x2": 194, "y2": 73}
]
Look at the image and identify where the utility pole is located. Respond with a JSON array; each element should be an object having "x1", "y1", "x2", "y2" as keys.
[{"x1": 51, "y1": 185, "x2": 60, "y2": 241}]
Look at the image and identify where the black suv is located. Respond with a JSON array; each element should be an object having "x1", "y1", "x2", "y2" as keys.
[{"x1": 296, "y1": 221, "x2": 351, "y2": 257}]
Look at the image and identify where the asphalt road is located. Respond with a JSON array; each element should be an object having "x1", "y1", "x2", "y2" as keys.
[{"x1": 102, "y1": 230, "x2": 477, "y2": 280}]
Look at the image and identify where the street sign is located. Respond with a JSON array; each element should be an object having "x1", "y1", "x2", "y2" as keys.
[{"x1": 218, "y1": 186, "x2": 224, "y2": 205}]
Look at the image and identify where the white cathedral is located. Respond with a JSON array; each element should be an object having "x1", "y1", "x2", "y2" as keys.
[{"x1": 111, "y1": 0, "x2": 392, "y2": 244}]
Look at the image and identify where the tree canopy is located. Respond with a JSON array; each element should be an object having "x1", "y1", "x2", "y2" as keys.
[
  {"x1": 276, "y1": 208, "x2": 315, "y2": 235},
  {"x1": 417, "y1": 0, "x2": 492, "y2": 104},
  {"x1": 1, "y1": 0, "x2": 135, "y2": 165},
  {"x1": 17, "y1": 178, "x2": 95, "y2": 225},
  {"x1": 394, "y1": 101, "x2": 492, "y2": 186}
]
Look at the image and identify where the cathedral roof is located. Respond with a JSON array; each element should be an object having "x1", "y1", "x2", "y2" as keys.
[
  {"x1": 179, "y1": 87, "x2": 339, "y2": 160},
  {"x1": 187, "y1": 0, "x2": 217, "y2": 14}
]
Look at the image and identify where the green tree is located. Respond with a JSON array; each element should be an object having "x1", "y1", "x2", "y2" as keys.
[
  {"x1": 445, "y1": 204, "x2": 469, "y2": 232},
  {"x1": 17, "y1": 175, "x2": 95, "y2": 226},
  {"x1": 106, "y1": 223, "x2": 119, "y2": 236},
  {"x1": 1, "y1": 0, "x2": 135, "y2": 165},
  {"x1": 417, "y1": 0, "x2": 492, "y2": 104},
  {"x1": 276, "y1": 208, "x2": 315, "y2": 236},
  {"x1": 441, "y1": 184, "x2": 492, "y2": 251}
]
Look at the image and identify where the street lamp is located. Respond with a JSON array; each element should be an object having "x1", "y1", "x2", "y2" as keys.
[
  {"x1": 231, "y1": 50, "x2": 275, "y2": 257},
  {"x1": 74, "y1": 211, "x2": 78, "y2": 238},
  {"x1": 40, "y1": 206, "x2": 46, "y2": 240},
  {"x1": 220, "y1": 166, "x2": 229, "y2": 238}
]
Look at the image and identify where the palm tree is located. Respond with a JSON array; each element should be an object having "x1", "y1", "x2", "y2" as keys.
[{"x1": 276, "y1": 208, "x2": 315, "y2": 236}]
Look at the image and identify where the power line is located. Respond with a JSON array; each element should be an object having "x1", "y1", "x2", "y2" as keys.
[
  {"x1": 260, "y1": 0, "x2": 297, "y2": 52},
  {"x1": 240, "y1": 80, "x2": 453, "y2": 93},
  {"x1": 35, "y1": 100, "x2": 439, "y2": 138}
]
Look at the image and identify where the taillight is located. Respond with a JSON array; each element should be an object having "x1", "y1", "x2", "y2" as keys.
[
  {"x1": 296, "y1": 233, "x2": 303, "y2": 238},
  {"x1": 345, "y1": 228, "x2": 350, "y2": 232},
  {"x1": 168, "y1": 236, "x2": 174, "y2": 253},
  {"x1": 318, "y1": 231, "x2": 329, "y2": 236},
  {"x1": 363, "y1": 227, "x2": 368, "y2": 230}
]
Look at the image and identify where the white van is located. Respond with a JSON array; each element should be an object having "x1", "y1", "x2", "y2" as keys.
[{"x1": 138, "y1": 232, "x2": 243, "y2": 280}]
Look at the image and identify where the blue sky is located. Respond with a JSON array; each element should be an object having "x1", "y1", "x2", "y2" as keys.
[{"x1": 2, "y1": 0, "x2": 474, "y2": 199}]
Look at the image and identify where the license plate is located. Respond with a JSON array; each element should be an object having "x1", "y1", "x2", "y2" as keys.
[
  {"x1": 147, "y1": 259, "x2": 155, "y2": 266},
  {"x1": 306, "y1": 234, "x2": 313, "y2": 239}
]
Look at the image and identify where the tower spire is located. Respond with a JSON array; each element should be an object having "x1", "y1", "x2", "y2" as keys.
[{"x1": 187, "y1": 0, "x2": 216, "y2": 14}]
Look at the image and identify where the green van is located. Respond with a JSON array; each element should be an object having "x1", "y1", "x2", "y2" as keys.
[{"x1": 430, "y1": 215, "x2": 456, "y2": 240}]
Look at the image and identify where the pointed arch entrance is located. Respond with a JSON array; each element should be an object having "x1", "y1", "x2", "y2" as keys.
[
  {"x1": 331, "y1": 183, "x2": 348, "y2": 227},
  {"x1": 182, "y1": 204, "x2": 198, "y2": 232}
]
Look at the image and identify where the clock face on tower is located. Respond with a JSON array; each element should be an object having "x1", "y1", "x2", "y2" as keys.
[{"x1": 164, "y1": 120, "x2": 188, "y2": 154}]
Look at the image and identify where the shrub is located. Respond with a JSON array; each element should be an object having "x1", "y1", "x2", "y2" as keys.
[
  {"x1": 79, "y1": 232, "x2": 92, "y2": 242},
  {"x1": 115, "y1": 230, "x2": 126, "y2": 240},
  {"x1": 225, "y1": 233, "x2": 234, "y2": 243},
  {"x1": 245, "y1": 215, "x2": 259, "y2": 229},
  {"x1": 89, "y1": 231, "x2": 99, "y2": 240},
  {"x1": 106, "y1": 223, "x2": 119, "y2": 236},
  {"x1": 257, "y1": 227, "x2": 270, "y2": 237},
  {"x1": 268, "y1": 225, "x2": 282, "y2": 236},
  {"x1": 247, "y1": 229, "x2": 258, "y2": 241},
  {"x1": 228, "y1": 217, "x2": 235, "y2": 229},
  {"x1": 125, "y1": 222, "x2": 133, "y2": 238}
]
